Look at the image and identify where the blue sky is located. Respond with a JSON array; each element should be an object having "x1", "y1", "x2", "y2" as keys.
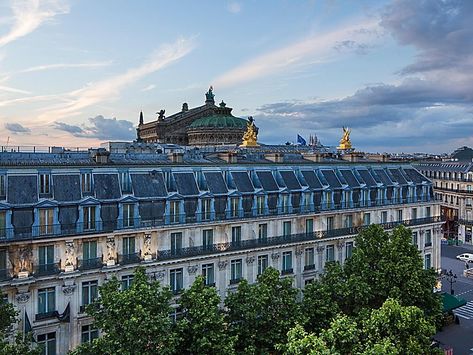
[{"x1": 0, "y1": 0, "x2": 472, "y2": 153}]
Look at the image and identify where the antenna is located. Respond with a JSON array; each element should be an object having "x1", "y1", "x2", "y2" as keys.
[{"x1": 6, "y1": 136, "x2": 10, "y2": 148}]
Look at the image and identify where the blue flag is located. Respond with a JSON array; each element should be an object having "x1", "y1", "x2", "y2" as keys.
[{"x1": 297, "y1": 134, "x2": 307, "y2": 145}]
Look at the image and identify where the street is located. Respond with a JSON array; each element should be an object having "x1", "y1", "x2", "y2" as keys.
[{"x1": 436, "y1": 244, "x2": 473, "y2": 354}]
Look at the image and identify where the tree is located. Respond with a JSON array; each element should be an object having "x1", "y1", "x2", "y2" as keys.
[
  {"x1": 176, "y1": 276, "x2": 234, "y2": 354},
  {"x1": 225, "y1": 267, "x2": 301, "y2": 354},
  {"x1": 277, "y1": 324, "x2": 331, "y2": 355},
  {"x1": 70, "y1": 267, "x2": 178, "y2": 355},
  {"x1": 0, "y1": 293, "x2": 40, "y2": 355}
]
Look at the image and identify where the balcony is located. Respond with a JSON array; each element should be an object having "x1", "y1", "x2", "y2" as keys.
[
  {"x1": 304, "y1": 264, "x2": 316, "y2": 271},
  {"x1": 424, "y1": 242, "x2": 432, "y2": 247},
  {"x1": 33, "y1": 262, "x2": 60, "y2": 277},
  {"x1": 281, "y1": 268, "x2": 293, "y2": 275},
  {"x1": 0, "y1": 268, "x2": 12, "y2": 281},
  {"x1": 459, "y1": 219, "x2": 473, "y2": 226},
  {"x1": 229, "y1": 278, "x2": 242, "y2": 285},
  {"x1": 118, "y1": 252, "x2": 141, "y2": 265},
  {"x1": 35, "y1": 311, "x2": 59, "y2": 321},
  {"x1": 78, "y1": 257, "x2": 103, "y2": 271}
]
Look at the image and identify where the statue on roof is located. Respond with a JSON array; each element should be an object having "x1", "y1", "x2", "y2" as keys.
[
  {"x1": 205, "y1": 86, "x2": 215, "y2": 104},
  {"x1": 139, "y1": 111, "x2": 144, "y2": 125},
  {"x1": 240, "y1": 116, "x2": 259, "y2": 148},
  {"x1": 337, "y1": 126, "x2": 352, "y2": 150},
  {"x1": 157, "y1": 109, "x2": 165, "y2": 121}
]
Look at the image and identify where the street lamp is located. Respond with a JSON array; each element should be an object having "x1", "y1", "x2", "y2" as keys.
[{"x1": 442, "y1": 269, "x2": 457, "y2": 295}]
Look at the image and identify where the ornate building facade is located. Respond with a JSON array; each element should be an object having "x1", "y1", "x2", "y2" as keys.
[
  {"x1": 0, "y1": 148, "x2": 441, "y2": 353},
  {"x1": 137, "y1": 88, "x2": 248, "y2": 146}
]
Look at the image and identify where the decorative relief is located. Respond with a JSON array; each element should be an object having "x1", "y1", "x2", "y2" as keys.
[
  {"x1": 143, "y1": 234, "x2": 152, "y2": 256},
  {"x1": 218, "y1": 260, "x2": 228, "y2": 270},
  {"x1": 295, "y1": 248, "x2": 304, "y2": 257},
  {"x1": 64, "y1": 240, "x2": 75, "y2": 267},
  {"x1": 245, "y1": 256, "x2": 255, "y2": 264},
  {"x1": 187, "y1": 265, "x2": 198, "y2": 274},
  {"x1": 336, "y1": 241, "x2": 345, "y2": 250},
  {"x1": 15, "y1": 292, "x2": 31, "y2": 304},
  {"x1": 106, "y1": 237, "x2": 116, "y2": 261},
  {"x1": 155, "y1": 270, "x2": 166, "y2": 281},
  {"x1": 271, "y1": 252, "x2": 280, "y2": 261},
  {"x1": 62, "y1": 284, "x2": 76, "y2": 296},
  {"x1": 316, "y1": 245, "x2": 325, "y2": 254},
  {"x1": 18, "y1": 246, "x2": 32, "y2": 273}
]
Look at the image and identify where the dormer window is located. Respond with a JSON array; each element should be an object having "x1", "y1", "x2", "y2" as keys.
[
  {"x1": 0, "y1": 175, "x2": 6, "y2": 198},
  {"x1": 256, "y1": 196, "x2": 265, "y2": 215},
  {"x1": 39, "y1": 174, "x2": 50, "y2": 195},
  {"x1": 81, "y1": 173, "x2": 92, "y2": 193},
  {"x1": 83, "y1": 206, "x2": 96, "y2": 231},
  {"x1": 230, "y1": 197, "x2": 239, "y2": 218},
  {"x1": 202, "y1": 199, "x2": 211, "y2": 221},
  {"x1": 39, "y1": 208, "x2": 54, "y2": 235},
  {"x1": 123, "y1": 204, "x2": 135, "y2": 228},
  {"x1": 169, "y1": 201, "x2": 180, "y2": 224},
  {"x1": 120, "y1": 171, "x2": 131, "y2": 193}
]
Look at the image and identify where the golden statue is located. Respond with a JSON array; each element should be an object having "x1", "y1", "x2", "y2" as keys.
[
  {"x1": 240, "y1": 116, "x2": 259, "y2": 148},
  {"x1": 337, "y1": 127, "x2": 352, "y2": 150}
]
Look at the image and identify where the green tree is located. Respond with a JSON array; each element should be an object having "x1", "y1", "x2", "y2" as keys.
[
  {"x1": 177, "y1": 276, "x2": 234, "y2": 354},
  {"x1": 0, "y1": 293, "x2": 40, "y2": 355},
  {"x1": 70, "y1": 267, "x2": 178, "y2": 355},
  {"x1": 225, "y1": 267, "x2": 301, "y2": 354},
  {"x1": 277, "y1": 324, "x2": 331, "y2": 355}
]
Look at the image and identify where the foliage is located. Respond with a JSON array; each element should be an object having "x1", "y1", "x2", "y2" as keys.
[
  {"x1": 70, "y1": 267, "x2": 178, "y2": 355},
  {"x1": 277, "y1": 324, "x2": 331, "y2": 355},
  {"x1": 176, "y1": 276, "x2": 235, "y2": 354},
  {"x1": 225, "y1": 267, "x2": 301, "y2": 354},
  {"x1": 0, "y1": 293, "x2": 41, "y2": 355}
]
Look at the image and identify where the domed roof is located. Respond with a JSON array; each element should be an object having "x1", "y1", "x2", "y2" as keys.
[{"x1": 189, "y1": 114, "x2": 247, "y2": 129}]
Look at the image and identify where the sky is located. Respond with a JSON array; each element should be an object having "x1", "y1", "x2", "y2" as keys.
[{"x1": 0, "y1": 0, "x2": 472, "y2": 153}]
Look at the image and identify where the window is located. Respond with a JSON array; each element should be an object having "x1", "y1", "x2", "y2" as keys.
[
  {"x1": 256, "y1": 196, "x2": 265, "y2": 215},
  {"x1": 425, "y1": 230, "x2": 432, "y2": 247},
  {"x1": 305, "y1": 219, "x2": 313, "y2": 235},
  {"x1": 202, "y1": 199, "x2": 211, "y2": 221},
  {"x1": 381, "y1": 211, "x2": 388, "y2": 224},
  {"x1": 169, "y1": 201, "x2": 180, "y2": 224},
  {"x1": 232, "y1": 226, "x2": 241, "y2": 244},
  {"x1": 81, "y1": 173, "x2": 92, "y2": 193},
  {"x1": 326, "y1": 216, "x2": 334, "y2": 231},
  {"x1": 325, "y1": 191, "x2": 332, "y2": 208},
  {"x1": 397, "y1": 209, "x2": 403, "y2": 222},
  {"x1": 282, "y1": 251, "x2": 293, "y2": 274},
  {"x1": 170, "y1": 268, "x2": 183, "y2": 293},
  {"x1": 283, "y1": 221, "x2": 292, "y2": 237},
  {"x1": 346, "y1": 242, "x2": 353, "y2": 259},
  {"x1": 412, "y1": 232, "x2": 418, "y2": 246},
  {"x1": 0, "y1": 249, "x2": 7, "y2": 277},
  {"x1": 326, "y1": 245, "x2": 335, "y2": 262},
  {"x1": 412, "y1": 208, "x2": 417, "y2": 220},
  {"x1": 120, "y1": 171, "x2": 131, "y2": 193},
  {"x1": 171, "y1": 232, "x2": 182, "y2": 255},
  {"x1": 81, "y1": 281, "x2": 98, "y2": 309},
  {"x1": 424, "y1": 254, "x2": 431, "y2": 269},
  {"x1": 39, "y1": 208, "x2": 54, "y2": 235},
  {"x1": 344, "y1": 214, "x2": 353, "y2": 228},
  {"x1": 38, "y1": 287, "x2": 55, "y2": 316},
  {"x1": 123, "y1": 204, "x2": 135, "y2": 227},
  {"x1": 258, "y1": 255, "x2": 268, "y2": 275},
  {"x1": 258, "y1": 223, "x2": 268, "y2": 241},
  {"x1": 426, "y1": 206, "x2": 431, "y2": 218},
  {"x1": 83, "y1": 206, "x2": 96, "y2": 231},
  {"x1": 202, "y1": 263, "x2": 215, "y2": 286},
  {"x1": 304, "y1": 248, "x2": 315, "y2": 270},
  {"x1": 121, "y1": 275, "x2": 134, "y2": 290},
  {"x1": 230, "y1": 259, "x2": 242, "y2": 283},
  {"x1": 230, "y1": 198, "x2": 239, "y2": 218},
  {"x1": 122, "y1": 237, "x2": 135, "y2": 256},
  {"x1": 82, "y1": 241, "x2": 97, "y2": 260},
  {"x1": 37, "y1": 332, "x2": 56, "y2": 355},
  {"x1": 0, "y1": 211, "x2": 5, "y2": 238},
  {"x1": 39, "y1": 174, "x2": 50, "y2": 194},
  {"x1": 363, "y1": 213, "x2": 371, "y2": 225},
  {"x1": 281, "y1": 194, "x2": 290, "y2": 213},
  {"x1": 202, "y1": 229, "x2": 213, "y2": 249},
  {"x1": 81, "y1": 325, "x2": 98, "y2": 344},
  {"x1": 0, "y1": 175, "x2": 5, "y2": 197},
  {"x1": 38, "y1": 245, "x2": 54, "y2": 268},
  {"x1": 303, "y1": 192, "x2": 311, "y2": 209}
]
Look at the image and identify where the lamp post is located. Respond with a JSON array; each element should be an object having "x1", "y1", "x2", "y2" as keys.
[{"x1": 443, "y1": 270, "x2": 457, "y2": 295}]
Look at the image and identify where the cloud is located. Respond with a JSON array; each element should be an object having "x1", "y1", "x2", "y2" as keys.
[
  {"x1": 38, "y1": 36, "x2": 196, "y2": 122},
  {"x1": 18, "y1": 61, "x2": 112, "y2": 73},
  {"x1": 227, "y1": 2, "x2": 241, "y2": 14},
  {"x1": 141, "y1": 84, "x2": 156, "y2": 92},
  {"x1": 5, "y1": 122, "x2": 30, "y2": 133},
  {"x1": 0, "y1": 84, "x2": 30, "y2": 94},
  {"x1": 213, "y1": 19, "x2": 380, "y2": 88},
  {"x1": 54, "y1": 115, "x2": 135, "y2": 140},
  {"x1": 0, "y1": 0, "x2": 70, "y2": 48}
]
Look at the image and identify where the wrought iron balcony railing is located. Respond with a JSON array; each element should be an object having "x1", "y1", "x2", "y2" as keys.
[
  {"x1": 77, "y1": 257, "x2": 103, "y2": 271},
  {"x1": 33, "y1": 262, "x2": 61, "y2": 277},
  {"x1": 118, "y1": 252, "x2": 141, "y2": 265}
]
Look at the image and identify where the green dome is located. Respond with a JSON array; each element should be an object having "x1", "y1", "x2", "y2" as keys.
[{"x1": 189, "y1": 115, "x2": 247, "y2": 129}]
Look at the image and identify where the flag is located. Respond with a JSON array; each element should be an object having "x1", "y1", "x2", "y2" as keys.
[
  {"x1": 24, "y1": 310, "x2": 32, "y2": 334},
  {"x1": 297, "y1": 134, "x2": 306, "y2": 145},
  {"x1": 58, "y1": 303, "x2": 70, "y2": 323}
]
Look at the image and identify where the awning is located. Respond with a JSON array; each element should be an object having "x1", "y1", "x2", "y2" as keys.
[{"x1": 442, "y1": 292, "x2": 467, "y2": 312}]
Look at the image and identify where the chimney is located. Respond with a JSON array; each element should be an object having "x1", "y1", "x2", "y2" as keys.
[
  {"x1": 265, "y1": 153, "x2": 284, "y2": 163},
  {"x1": 302, "y1": 153, "x2": 323, "y2": 162},
  {"x1": 91, "y1": 148, "x2": 110, "y2": 164},
  {"x1": 169, "y1": 152, "x2": 184, "y2": 163}
]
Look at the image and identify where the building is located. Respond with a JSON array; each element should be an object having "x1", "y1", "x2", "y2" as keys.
[
  {"x1": 416, "y1": 162, "x2": 473, "y2": 243},
  {"x1": 136, "y1": 87, "x2": 248, "y2": 146},
  {"x1": 0, "y1": 147, "x2": 441, "y2": 353}
]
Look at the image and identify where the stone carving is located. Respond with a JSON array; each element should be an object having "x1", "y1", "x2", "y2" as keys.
[
  {"x1": 218, "y1": 260, "x2": 228, "y2": 270},
  {"x1": 18, "y1": 246, "x2": 32, "y2": 272},
  {"x1": 157, "y1": 109, "x2": 165, "y2": 121},
  {"x1": 143, "y1": 234, "x2": 152, "y2": 256},
  {"x1": 337, "y1": 127, "x2": 352, "y2": 150},
  {"x1": 62, "y1": 284, "x2": 76, "y2": 296},
  {"x1": 64, "y1": 241, "x2": 75, "y2": 267},
  {"x1": 155, "y1": 270, "x2": 165, "y2": 281},
  {"x1": 271, "y1": 252, "x2": 280, "y2": 261},
  {"x1": 240, "y1": 116, "x2": 259, "y2": 148},
  {"x1": 336, "y1": 241, "x2": 345, "y2": 250},
  {"x1": 187, "y1": 265, "x2": 198, "y2": 274},
  {"x1": 295, "y1": 247, "x2": 304, "y2": 257},
  {"x1": 316, "y1": 245, "x2": 325, "y2": 254},
  {"x1": 106, "y1": 237, "x2": 116, "y2": 261},
  {"x1": 245, "y1": 256, "x2": 255, "y2": 264},
  {"x1": 15, "y1": 292, "x2": 31, "y2": 304}
]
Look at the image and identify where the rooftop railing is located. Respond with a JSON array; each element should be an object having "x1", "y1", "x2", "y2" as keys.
[{"x1": 0, "y1": 196, "x2": 435, "y2": 244}]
